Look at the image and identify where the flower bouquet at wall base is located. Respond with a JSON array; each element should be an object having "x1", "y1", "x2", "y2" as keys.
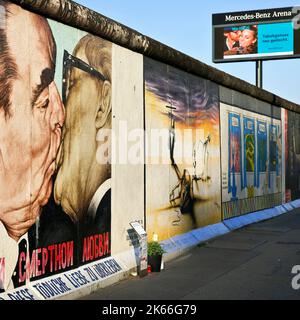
[{"x1": 147, "y1": 241, "x2": 166, "y2": 273}]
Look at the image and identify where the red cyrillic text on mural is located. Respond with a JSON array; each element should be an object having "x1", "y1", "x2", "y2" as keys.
[
  {"x1": 82, "y1": 232, "x2": 110, "y2": 263},
  {"x1": 18, "y1": 241, "x2": 74, "y2": 283}
]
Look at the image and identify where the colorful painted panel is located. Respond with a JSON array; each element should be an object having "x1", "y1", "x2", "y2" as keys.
[
  {"x1": 257, "y1": 121, "x2": 268, "y2": 174},
  {"x1": 221, "y1": 103, "x2": 282, "y2": 219},
  {"x1": 145, "y1": 58, "x2": 221, "y2": 242},
  {"x1": 228, "y1": 114, "x2": 242, "y2": 201},
  {"x1": 243, "y1": 117, "x2": 256, "y2": 198}
]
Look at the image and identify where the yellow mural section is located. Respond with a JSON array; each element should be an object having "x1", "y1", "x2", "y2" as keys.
[{"x1": 145, "y1": 60, "x2": 222, "y2": 241}]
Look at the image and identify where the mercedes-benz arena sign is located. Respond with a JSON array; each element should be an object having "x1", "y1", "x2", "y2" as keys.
[{"x1": 213, "y1": 6, "x2": 300, "y2": 63}]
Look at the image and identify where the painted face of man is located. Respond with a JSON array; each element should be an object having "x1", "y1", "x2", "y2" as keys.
[
  {"x1": 54, "y1": 37, "x2": 112, "y2": 224},
  {"x1": 0, "y1": 5, "x2": 65, "y2": 241}
]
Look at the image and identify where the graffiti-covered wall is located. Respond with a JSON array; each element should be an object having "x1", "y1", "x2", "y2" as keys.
[
  {"x1": 145, "y1": 58, "x2": 221, "y2": 241},
  {"x1": 1, "y1": 0, "x2": 300, "y2": 299}
]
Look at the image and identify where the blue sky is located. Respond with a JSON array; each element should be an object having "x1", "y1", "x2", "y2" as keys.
[{"x1": 75, "y1": 0, "x2": 300, "y2": 104}]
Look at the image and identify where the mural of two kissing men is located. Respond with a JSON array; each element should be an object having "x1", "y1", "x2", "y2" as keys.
[{"x1": 0, "y1": 1, "x2": 112, "y2": 292}]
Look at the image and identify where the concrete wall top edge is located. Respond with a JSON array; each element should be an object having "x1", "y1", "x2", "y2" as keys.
[
  {"x1": 8, "y1": 0, "x2": 300, "y2": 113},
  {"x1": 220, "y1": 86, "x2": 282, "y2": 119}
]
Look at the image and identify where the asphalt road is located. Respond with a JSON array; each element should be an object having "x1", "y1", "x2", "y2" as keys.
[{"x1": 80, "y1": 209, "x2": 300, "y2": 300}]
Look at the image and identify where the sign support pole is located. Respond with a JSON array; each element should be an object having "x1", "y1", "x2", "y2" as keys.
[{"x1": 256, "y1": 60, "x2": 263, "y2": 89}]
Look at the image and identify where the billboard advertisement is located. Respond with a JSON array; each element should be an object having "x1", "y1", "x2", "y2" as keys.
[{"x1": 213, "y1": 7, "x2": 300, "y2": 62}]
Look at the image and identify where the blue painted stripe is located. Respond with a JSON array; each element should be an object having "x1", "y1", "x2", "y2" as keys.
[
  {"x1": 162, "y1": 223, "x2": 230, "y2": 256},
  {"x1": 161, "y1": 199, "x2": 299, "y2": 257},
  {"x1": 282, "y1": 203, "x2": 294, "y2": 211},
  {"x1": 191, "y1": 223, "x2": 230, "y2": 242},
  {"x1": 290, "y1": 199, "x2": 300, "y2": 208},
  {"x1": 223, "y1": 206, "x2": 287, "y2": 231}
]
